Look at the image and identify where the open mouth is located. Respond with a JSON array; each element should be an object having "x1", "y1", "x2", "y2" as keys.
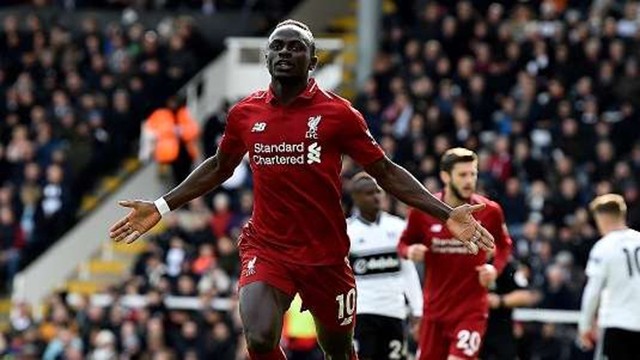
[{"x1": 275, "y1": 60, "x2": 294, "y2": 70}]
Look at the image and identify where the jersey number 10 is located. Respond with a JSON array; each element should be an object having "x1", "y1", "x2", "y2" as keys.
[{"x1": 623, "y1": 246, "x2": 640, "y2": 277}]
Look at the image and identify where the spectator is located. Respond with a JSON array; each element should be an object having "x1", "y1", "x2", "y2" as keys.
[
  {"x1": 541, "y1": 264, "x2": 577, "y2": 310},
  {"x1": 0, "y1": 208, "x2": 21, "y2": 290},
  {"x1": 209, "y1": 193, "x2": 234, "y2": 239},
  {"x1": 500, "y1": 177, "x2": 528, "y2": 227},
  {"x1": 139, "y1": 96, "x2": 201, "y2": 185},
  {"x1": 165, "y1": 236, "x2": 186, "y2": 278},
  {"x1": 192, "y1": 243, "x2": 216, "y2": 276},
  {"x1": 89, "y1": 330, "x2": 117, "y2": 360},
  {"x1": 34, "y1": 164, "x2": 71, "y2": 242}
]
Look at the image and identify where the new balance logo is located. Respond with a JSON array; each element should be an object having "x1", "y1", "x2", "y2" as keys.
[
  {"x1": 307, "y1": 142, "x2": 322, "y2": 164},
  {"x1": 251, "y1": 122, "x2": 267, "y2": 132},
  {"x1": 305, "y1": 115, "x2": 322, "y2": 139}
]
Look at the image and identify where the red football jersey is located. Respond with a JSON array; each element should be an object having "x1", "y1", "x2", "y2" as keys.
[
  {"x1": 398, "y1": 192, "x2": 512, "y2": 321},
  {"x1": 219, "y1": 79, "x2": 385, "y2": 265}
]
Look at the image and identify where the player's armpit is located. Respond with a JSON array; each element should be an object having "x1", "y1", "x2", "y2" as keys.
[
  {"x1": 217, "y1": 149, "x2": 246, "y2": 174},
  {"x1": 397, "y1": 209, "x2": 426, "y2": 258}
]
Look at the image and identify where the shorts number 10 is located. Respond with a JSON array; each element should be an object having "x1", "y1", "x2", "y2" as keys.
[{"x1": 336, "y1": 288, "x2": 357, "y2": 319}]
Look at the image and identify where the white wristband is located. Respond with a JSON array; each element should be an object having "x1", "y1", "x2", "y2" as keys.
[{"x1": 154, "y1": 197, "x2": 171, "y2": 216}]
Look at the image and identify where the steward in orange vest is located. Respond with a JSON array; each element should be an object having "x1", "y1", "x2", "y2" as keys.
[{"x1": 141, "y1": 97, "x2": 200, "y2": 184}]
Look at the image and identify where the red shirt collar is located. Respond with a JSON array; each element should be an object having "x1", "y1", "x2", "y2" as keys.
[{"x1": 265, "y1": 78, "x2": 319, "y2": 104}]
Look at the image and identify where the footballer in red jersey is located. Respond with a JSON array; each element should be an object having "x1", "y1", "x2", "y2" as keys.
[
  {"x1": 109, "y1": 21, "x2": 495, "y2": 360},
  {"x1": 398, "y1": 148, "x2": 513, "y2": 360}
]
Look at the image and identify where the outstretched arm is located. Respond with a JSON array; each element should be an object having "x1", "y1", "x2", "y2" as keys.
[
  {"x1": 365, "y1": 157, "x2": 451, "y2": 221},
  {"x1": 164, "y1": 150, "x2": 244, "y2": 210},
  {"x1": 489, "y1": 289, "x2": 541, "y2": 309},
  {"x1": 109, "y1": 149, "x2": 244, "y2": 243},
  {"x1": 365, "y1": 157, "x2": 494, "y2": 253}
]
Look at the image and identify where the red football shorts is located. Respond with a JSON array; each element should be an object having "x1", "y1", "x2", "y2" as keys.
[
  {"x1": 417, "y1": 317, "x2": 487, "y2": 360},
  {"x1": 238, "y1": 247, "x2": 357, "y2": 331}
]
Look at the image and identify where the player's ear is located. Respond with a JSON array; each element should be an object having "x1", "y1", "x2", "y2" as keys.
[
  {"x1": 309, "y1": 54, "x2": 318, "y2": 72},
  {"x1": 440, "y1": 170, "x2": 450, "y2": 185}
]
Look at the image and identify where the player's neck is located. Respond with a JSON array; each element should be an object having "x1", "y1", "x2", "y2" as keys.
[
  {"x1": 271, "y1": 76, "x2": 308, "y2": 105},
  {"x1": 602, "y1": 223, "x2": 628, "y2": 235},
  {"x1": 443, "y1": 189, "x2": 466, "y2": 208},
  {"x1": 359, "y1": 210, "x2": 379, "y2": 224}
]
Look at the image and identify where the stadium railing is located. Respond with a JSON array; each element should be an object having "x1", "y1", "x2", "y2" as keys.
[{"x1": 68, "y1": 293, "x2": 582, "y2": 324}]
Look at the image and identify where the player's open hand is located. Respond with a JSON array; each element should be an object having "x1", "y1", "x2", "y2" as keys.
[
  {"x1": 109, "y1": 200, "x2": 161, "y2": 243},
  {"x1": 446, "y1": 203, "x2": 495, "y2": 254}
]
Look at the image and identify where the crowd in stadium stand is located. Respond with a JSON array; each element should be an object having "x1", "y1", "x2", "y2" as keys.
[
  {"x1": 0, "y1": 11, "x2": 214, "y2": 285},
  {"x1": 1, "y1": 0, "x2": 301, "y2": 16},
  {"x1": 4, "y1": 0, "x2": 640, "y2": 359}
]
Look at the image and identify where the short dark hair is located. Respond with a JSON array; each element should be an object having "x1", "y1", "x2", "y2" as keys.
[
  {"x1": 275, "y1": 19, "x2": 312, "y2": 33},
  {"x1": 440, "y1": 147, "x2": 478, "y2": 173},
  {"x1": 272, "y1": 19, "x2": 316, "y2": 55},
  {"x1": 350, "y1": 172, "x2": 378, "y2": 193},
  {"x1": 590, "y1": 194, "x2": 627, "y2": 218}
]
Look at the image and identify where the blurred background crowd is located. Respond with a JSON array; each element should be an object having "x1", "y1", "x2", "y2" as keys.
[
  {"x1": 0, "y1": 0, "x2": 302, "y2": 18},
  {"x1": 0, "y1": 8, "x2": 216, "y2": 278},
  {"x1": 1, "y1": 0, "x2": 640, "y2": 359}
]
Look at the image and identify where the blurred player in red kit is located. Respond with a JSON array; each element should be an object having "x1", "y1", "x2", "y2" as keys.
[
  {"x1": 398, "y1": 148, "x2": 513, "y2": 360},
  {"x1": 108, "y1": 21, "x2": 494, "y2": 360}
]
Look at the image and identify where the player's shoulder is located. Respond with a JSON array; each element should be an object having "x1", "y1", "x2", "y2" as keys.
[
  {"x1": 346, "y1": 215, "x2": 365, "y2": 230},
  {"x1": 598, "y1": 229, "x2": 640, "y2": 251},
  {"x1": 380, "y1": 212, "x2": 406, "y2": 226},
  {"x1": 322, "y1": 90, "x2": 350, "y2": 105},
  {"x1": 472, "y1": 194, "x2": 503, "y2": 213},
  {"x1": 314, "y1": 88, "x2": 359, "y2": 113},
  {"x1": 229, "y1": 90, "x2": 269, "y2": 112},
  {"x1": 470, "y1": 193, "x2": 498, "y2": 206},
  {"x1": 381, "y1": 211, "x2": 405, "y2": 222},
  {"x1": 226, "y1": 91, "x2": 270, "y2": 124},
  {"x1": 591, "y1": 232, "x2": 625, "y2": 256}
]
